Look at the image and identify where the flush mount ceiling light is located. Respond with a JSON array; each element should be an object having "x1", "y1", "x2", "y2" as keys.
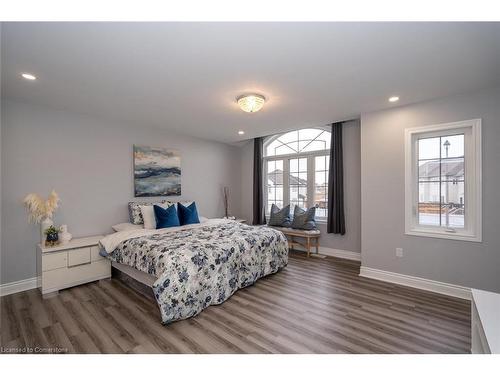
[
  {"x1": 238, "y1": 130, "x2": 245, "y2": 135},
  {"x1": 388, "y1": 96, "x2": 399, "y2": 102},
  {"x1": 237, "y1": 94, "x2": 266, "y2": 113},
  {"x1": 21, "y1": 73, "x2": 37, "y2": 80}
]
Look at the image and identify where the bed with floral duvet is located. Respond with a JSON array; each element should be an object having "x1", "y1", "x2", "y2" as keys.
[{"x1": 99, "y1": 219, "x2": 288, "y2": 324}]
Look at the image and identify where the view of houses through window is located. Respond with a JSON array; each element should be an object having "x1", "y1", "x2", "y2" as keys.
[
  {"x1": 264, "y1": 128, "x2": 330, "y2": 220},
  {"x1": 418, "y1": 134, "x2": 465, "y2": 228}
]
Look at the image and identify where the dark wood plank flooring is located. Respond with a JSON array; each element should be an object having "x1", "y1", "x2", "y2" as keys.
[{"x1": 0, "y1": 253, "x2": 471, "y2": 353}]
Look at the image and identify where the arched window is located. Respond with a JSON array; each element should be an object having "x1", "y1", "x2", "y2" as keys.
[{"x1": 263, "y1": 127, "x2": 330, "y2": 220}]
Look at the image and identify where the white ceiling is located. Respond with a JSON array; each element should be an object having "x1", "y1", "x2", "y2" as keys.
[{"x1": 2, "y1": 22, "x2": 500, "y2": 144}]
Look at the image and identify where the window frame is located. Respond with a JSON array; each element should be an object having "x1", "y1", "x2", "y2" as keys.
[
  {"x1": 404, "y1": 119, "x2": 482, "y2": 242},
  {"x1": 263, "y1": 127, "x2": 331, "y2": 222}
]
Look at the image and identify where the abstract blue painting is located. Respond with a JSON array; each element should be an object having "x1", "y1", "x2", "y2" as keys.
[{"x1": 134, "y1": 145, "x2": 181, "y2": 197}]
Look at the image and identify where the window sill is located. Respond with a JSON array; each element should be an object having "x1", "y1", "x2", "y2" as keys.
[{"x1": 405, "y1": 228, "x2": 482, "y2": 243}]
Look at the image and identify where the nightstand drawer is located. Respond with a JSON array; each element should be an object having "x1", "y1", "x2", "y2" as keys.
[
  {"x1": 42, "y1": 260, "x2": 111, "y2": 292},
  {"x1": 42, "y1": 251, "x2": 68, "y2": 271},
  {"x1": 90, "y1": 245, "x2": 105, "y2": 262},
  {"x1": 68, "y1": 247, "x2": 91, "y2": 267}
]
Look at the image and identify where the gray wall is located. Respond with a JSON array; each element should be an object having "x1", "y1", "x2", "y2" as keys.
[
  {"x1": 360, "y1": 87, "x2": 500, "y2": 292},
  {"x1": 239, "y1": 120, "x2": 362, "y2": 253},
  {"x1": 0, "y1": 25, "x2": 3, "y2": 283},
  {"x1": 1, "y1": 100, "x2": 242, "y2": 284}
]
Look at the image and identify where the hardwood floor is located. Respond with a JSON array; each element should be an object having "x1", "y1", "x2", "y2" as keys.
[{"x1": 0, "y1": 253, "x2": 471, "y2": 354}]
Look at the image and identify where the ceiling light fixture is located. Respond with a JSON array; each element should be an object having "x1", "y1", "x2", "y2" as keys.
[
  {"x1": 237, "y1": 94, "x2": 265, "y2": 113},
  {"x1": 21, "y1": 73, "x2": 37, "y2": 80},
  {"x1": 388, "y1": 96, "x2": 399, "y2": 103},
  {"x1": 238, "y1": 130, "x2": 245, "y2": 135}
]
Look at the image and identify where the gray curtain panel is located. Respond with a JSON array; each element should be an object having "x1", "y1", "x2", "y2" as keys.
[
  {"x1": 327, "y1": 122, "x2": 346, "y2": 234},
  {"x1": 253, "y1": 137, "x2": 266, "y2": 225}
]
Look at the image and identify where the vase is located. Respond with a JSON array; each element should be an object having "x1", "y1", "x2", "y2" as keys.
[
  {"x1": 40, "y1": 217, "x2": 53, "y2": 246},
  {"x1": 59, "y1": 224, "x2": 72, "y2": 245}
]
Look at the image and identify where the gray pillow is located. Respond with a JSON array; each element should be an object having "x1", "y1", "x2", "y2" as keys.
[
  {"x1": 268, "y1": 204, "x2": 291, "y2": 227},
  {"x1": 291, "y1": 206, "x2": 317, "y2": 230}
]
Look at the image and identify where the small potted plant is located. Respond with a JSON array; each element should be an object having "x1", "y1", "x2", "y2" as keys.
[{"x1": 44, "y1": 225, "x2": 60, "y2": 247}]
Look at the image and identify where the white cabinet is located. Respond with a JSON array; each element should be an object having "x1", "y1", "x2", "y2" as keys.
[
  {"x1": 471, "y1": 289, "x2": 500, "y2": 354},
  {"x1": 37, "y1": 235, "x2": 110, "y2": 296}
]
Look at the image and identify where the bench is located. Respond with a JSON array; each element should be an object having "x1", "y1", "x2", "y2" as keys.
[{"x1": 269, "y1": 226, "x2": 321, "y2": 257}]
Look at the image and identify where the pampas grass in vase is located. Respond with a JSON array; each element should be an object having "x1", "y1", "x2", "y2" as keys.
[{"x1": 23, "y1": 190, "x2": 60, "y2": 245}]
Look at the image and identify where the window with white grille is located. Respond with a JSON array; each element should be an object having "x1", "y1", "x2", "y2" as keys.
[
  {"x1": 264, "y1": 128, "x2": 330, "y2": 221},
  {"x1": 405, "y1": 119, "x2": 482, "y2": 242}
]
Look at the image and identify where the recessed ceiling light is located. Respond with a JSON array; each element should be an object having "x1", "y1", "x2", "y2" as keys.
[
  {"x1": 237, "y1": 94, "x2": 265, "y2": 113},
  {"x1": 388, "y1": 96, "x2": 399, "y2": 103},
  {"x1": 21, "y1": 73, "x2": 37, "y2": 80},
  {"x1": 238, "y1": 130, "x2": 245, "y2": 135}
]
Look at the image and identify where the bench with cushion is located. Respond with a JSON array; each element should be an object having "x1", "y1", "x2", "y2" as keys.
[
  {"x1": 266, "y1": 204, "x2": 321, "y2": 257},
  {"x1": 269, "y1": 226, "x2": 321, "y2": 257}
]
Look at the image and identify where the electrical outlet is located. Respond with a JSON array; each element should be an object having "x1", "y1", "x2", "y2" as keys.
[{"x1": 396, "y1": 248, "x2": 403, "y2": 257}]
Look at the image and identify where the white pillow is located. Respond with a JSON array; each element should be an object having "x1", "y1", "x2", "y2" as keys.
[
  {"x1": 140, "y1": 202, "x2": 172, "y2": 230},
  {"x1": 112, "y1": 222, "x2": 143, "y2": 232},
  {"x1": 140, "y1": 205, "x2": 157, "y2": 230}
]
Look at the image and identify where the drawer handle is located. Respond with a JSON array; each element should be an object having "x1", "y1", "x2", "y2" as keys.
[{"x1": 68, "y1": 261, "x2": 92, "y2": 268}]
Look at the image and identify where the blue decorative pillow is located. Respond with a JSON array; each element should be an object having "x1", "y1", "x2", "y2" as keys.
[
  {"x1": 291, "y1": 206, "x2": 317, "y2": 230},
  {"x1": 268, "y1": 204, "x2": 291, "y2": 227},
  {"x1": 154, "y1": 204, "x2": 180, "y2": 229},
  {"x1": 178, "y1": 202, "x2": 200, "y2": 225}
]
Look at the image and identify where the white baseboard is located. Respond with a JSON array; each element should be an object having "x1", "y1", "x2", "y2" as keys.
[
  {"x1": 319, "y1": 247, "x2": 361, "y2": 261},
  {"x1": 0, "y1": 276, "x2": 40, "y2": 297},
  {"x1": 293, "y1": 246, "x2": 361, "y2": 261},
  {"x1": 359, "y1": 266, "x2": 471, "y2": 300}
]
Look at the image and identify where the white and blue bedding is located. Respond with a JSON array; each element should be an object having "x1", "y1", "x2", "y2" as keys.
[{"x1": 99, "y1": 219, "x2": 288, "y2": 324}]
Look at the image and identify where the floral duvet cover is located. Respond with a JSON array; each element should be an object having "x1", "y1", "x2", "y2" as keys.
[{"x1": 104, "y1": 220, "x2": 288, "y2": 324}]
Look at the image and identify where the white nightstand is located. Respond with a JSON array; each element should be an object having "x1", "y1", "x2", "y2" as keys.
[{"x1": 36, "y1": 235, "x2": 110, "y2": 297}]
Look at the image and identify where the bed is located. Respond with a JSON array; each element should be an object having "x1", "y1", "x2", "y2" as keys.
[{"x1": 99, "y1": 219, "x2": 288, "y2": 324}]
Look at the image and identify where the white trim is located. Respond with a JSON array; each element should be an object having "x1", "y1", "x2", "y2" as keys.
[
  {"x1": 403, "y1": 227, "x2": 481, "y2": 242},
  {"x1": 359, "y1": 266, "x2": 471, "y2": 300},
  {"x1": 293, "y1": 246, "x2": 361, "y2": 261},
  {"x1": 263, "y1": 125, "x2": 331, "y2": 159},
  {"x1": 320, "y1": 247, "x2": 361, "y2": 261},
  {"x1": 264, "y1": 149, "x2": 330, "y2": 162},
  {"x1": 404, "y1": 118, "x2": 482, "y2": 242},
  {"x1": 0, "y1": 276, "x2": 40, "y2": 297}
]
